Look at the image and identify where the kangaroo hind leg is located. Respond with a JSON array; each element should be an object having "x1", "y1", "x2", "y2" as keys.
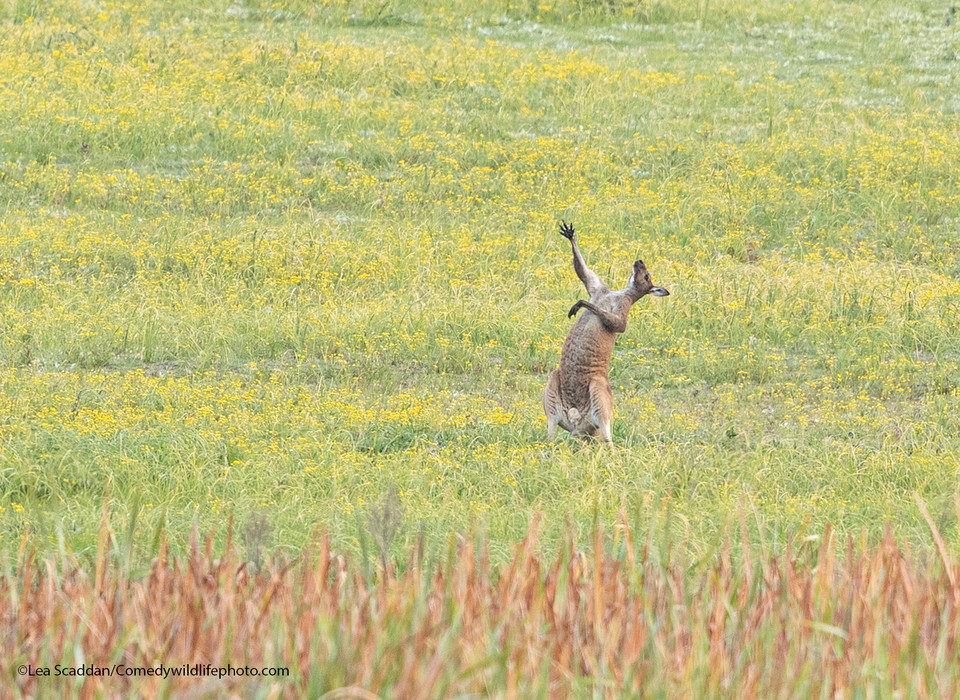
[
  {"x1": 542, "y1": 370, "x2": 563, "y2": 441},
  {"x1": 589, "y1": 377, "x2": 614, "y2": 446}
]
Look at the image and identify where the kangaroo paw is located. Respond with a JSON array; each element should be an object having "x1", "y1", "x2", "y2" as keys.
[{"x1": 558, "y1": 220, "x2": 575, "y2": 240}]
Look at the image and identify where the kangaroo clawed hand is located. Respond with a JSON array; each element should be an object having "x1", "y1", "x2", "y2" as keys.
[
  {"x1": 558, "y1": 220, "x2": 575, "y2": 240},
  {"x1": 568, "y1": 300, "x2": 585, "y2": 318}
]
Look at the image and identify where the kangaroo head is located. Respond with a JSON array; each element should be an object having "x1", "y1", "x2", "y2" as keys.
[{"x1": 628, "y1": 260, "x2": 669, "y2": 297}]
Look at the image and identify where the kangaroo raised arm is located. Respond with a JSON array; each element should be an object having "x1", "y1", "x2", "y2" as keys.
[{"x1": 542, "y1": 221, "x2": 669, "y2": 445}]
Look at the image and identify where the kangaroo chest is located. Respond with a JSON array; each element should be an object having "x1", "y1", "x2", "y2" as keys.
[{"x1": 558, "y1": 315, "x2": 616, "y2": 405}]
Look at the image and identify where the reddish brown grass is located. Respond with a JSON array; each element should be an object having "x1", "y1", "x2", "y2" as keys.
[{"x1": 3, "y1": 509, "x2": 960, "y2": 699}]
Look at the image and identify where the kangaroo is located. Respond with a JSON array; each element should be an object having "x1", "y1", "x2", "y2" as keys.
[{"x1": 543, "y1": 221, "x2": 669, "y2": 445}]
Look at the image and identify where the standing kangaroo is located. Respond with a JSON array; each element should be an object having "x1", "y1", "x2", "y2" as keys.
[{"x1": 543, "y1": 221, "x2": 669, "y2": 445}]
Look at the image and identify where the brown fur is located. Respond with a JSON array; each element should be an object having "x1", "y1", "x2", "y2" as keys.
[{"x1": 543, "y1": 221, "x2": 669, "y2": 445}]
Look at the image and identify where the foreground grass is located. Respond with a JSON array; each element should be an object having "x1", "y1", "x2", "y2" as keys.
[
  {"x1": 3, "y1": 0, "x2": 960, "y2": 560},
  {"x1": 5, "y1": 514, "x2": 960, "y2": 698}
]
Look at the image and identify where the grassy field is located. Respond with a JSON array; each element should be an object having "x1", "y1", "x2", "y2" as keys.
[{"x1": 2, "y1": 0, "x2": 960, "y2": 570}]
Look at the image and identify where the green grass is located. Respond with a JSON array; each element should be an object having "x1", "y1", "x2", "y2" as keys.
[{"x1": 2, "y1": 0, "x2": 960, "y2": 563}]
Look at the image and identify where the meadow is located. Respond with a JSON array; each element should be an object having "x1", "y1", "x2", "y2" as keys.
[
  {"x1": 6, "y1": 0, "x2": 960, "y2": 696},
  {"x1": 3, "y1": 0, "x2": 960, "y2": 567}
]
